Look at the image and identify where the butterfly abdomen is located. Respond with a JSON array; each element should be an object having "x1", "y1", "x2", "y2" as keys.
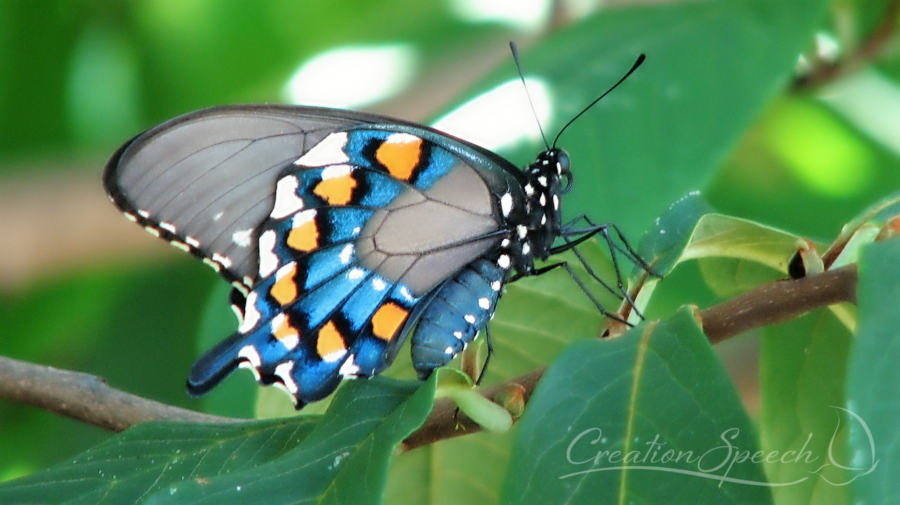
[{"x1": 411, "y1": 257, "x2": 506, "y2": 380}]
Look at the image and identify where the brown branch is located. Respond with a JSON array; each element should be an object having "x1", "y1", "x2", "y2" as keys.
[
  {"x1": 1, "y1": 265, "x2": 859, "y2": 447},
  {"x1": 0, "y1": 356, "x2": 242, "y2": 431}
]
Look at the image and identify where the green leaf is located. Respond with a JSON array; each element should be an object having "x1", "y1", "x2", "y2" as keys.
[
  {"x1": 758, "y1": 311, "x2": 853, "y2": 505},
  {"x1": 845, "y1": 240, "x2": 900, "y2": 502},
  {"x1": 682, "y1": 215, "x2": 805, "y2": 273},
  {"x1": 144, "y1": 376, "x2": 434, "y2": 504},
  {"x1": 501, "y1": 308, "x2": 771, "y2": 505},
  {"x1": 0, "y1": 417, "x2": 319, "y2": 504},
  {"x1": 0, "y1": 377, "x2": 432, "y2": 505}
]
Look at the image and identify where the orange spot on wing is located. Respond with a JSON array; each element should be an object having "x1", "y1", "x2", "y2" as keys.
[
  {"x1": 317, "y1": 321, "x2": 347, "y2": 359},
  {"x1": 371, "y1": 303, "x2": 409, "y2": 341},
  {"x1": 287, "y1": 217, "x2": 319, "y2": 252},
  {"x1": 375, "y1": 137, "x2": 422, "y2": 180},
  {"x1": 273, "y1": 314, "x2": 299, "y2": 342},
  {"x1": 314, "y1": 174, "x2": 357, "y2": 205},
  {"x1": 270, "y1": 265, "x2": 298, "y2": 305}
]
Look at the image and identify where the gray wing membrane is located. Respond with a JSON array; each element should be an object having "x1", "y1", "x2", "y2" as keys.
[{"x1": 104, "y1": 105, "x2": 404, "y2": 287}]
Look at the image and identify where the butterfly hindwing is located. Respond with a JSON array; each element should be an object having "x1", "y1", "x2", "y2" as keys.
[{"x1": 188, "y1": 125, "x2": 521, "y2": 406}]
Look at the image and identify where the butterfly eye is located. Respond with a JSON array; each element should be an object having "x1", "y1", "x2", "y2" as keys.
[
  {"x1": 555, "y1": 150, "x2": 573, "y2": 193},
  {"x1": 556, "y1": 150, "x2": 570, "y2": 175}
]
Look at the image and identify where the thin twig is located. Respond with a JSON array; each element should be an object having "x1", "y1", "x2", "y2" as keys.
[{"x1": 0, "y1": 265, "x2": 859, "y2": 449}]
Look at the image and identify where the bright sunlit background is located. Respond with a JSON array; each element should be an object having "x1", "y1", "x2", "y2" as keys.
[{"x1": 1, "y1": 0, "x2": 899, "y2": 486}]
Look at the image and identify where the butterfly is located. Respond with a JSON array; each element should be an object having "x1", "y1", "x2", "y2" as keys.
[{"x1": 103, "y1": 54, "x2": 647, "y2": 408}]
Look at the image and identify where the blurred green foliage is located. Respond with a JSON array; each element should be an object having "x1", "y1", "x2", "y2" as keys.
[{"x1": 1, "y1": 0, "x2": 899, "y2": 503}]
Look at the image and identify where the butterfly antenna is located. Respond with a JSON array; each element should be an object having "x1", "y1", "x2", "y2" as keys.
[
  {"x1": 552, "y1": 53, "x2": 646, "y2": 148},
  {"x1": 510, "y1": 42, "x2": 550, "y2": 151}
]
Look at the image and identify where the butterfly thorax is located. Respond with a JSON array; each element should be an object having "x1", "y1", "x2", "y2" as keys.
[{"x1": 506, "y1": 148, "x2": 570, "y2": 275}]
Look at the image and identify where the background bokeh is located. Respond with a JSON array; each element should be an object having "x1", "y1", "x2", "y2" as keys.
[{"x1": 1, "y1": 0, "x2": 897, "y2": 485}]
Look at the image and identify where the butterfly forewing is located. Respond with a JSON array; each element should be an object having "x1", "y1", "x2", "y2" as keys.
[{"x1": 103, "y1": 105, "x2": 411, "y2": 289}]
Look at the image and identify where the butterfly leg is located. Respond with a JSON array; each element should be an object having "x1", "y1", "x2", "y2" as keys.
[
  {"x1": 552, "y1": 217, "x2": 657, "y2": 320},
  {"x1": 475, "y1": 325, "x2": 495, "y2": 386},
  {"x1": 529, "y1": 261, "x2": 630, "y2": 326}
]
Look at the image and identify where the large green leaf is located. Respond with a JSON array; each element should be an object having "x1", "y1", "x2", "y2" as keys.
[
  {"x1": 845, "y1": 240, "x2": 900, "y2": 503},
  {"x1": 0, "y1": 376, "x2": 433, "y2": 505},
  {"x1": 501, "y1": 309, "x2": 771, "y2": 505}
]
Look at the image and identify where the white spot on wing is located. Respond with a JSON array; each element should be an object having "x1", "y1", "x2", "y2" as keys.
[
  {"x1": 553, "y1": 194, "x2": 560, "y2": 210},
  {"x1": 159, "y1": 221, "x2": 177, "y2": 233},
  {"x1": 239, "y1": 292, "x2": 260, "y2": 333},
  {"x1": 144, "y1": 226, "x2": 160, "y2": 237},
  {"x1": 372, "y1": 277, "x2": 387, "y2": 291},
  {"x1": 271, "y1": 175, "x2": 305, "y2": 219},
  {"x1": 213, "y1": 211, "x2": 224, "y2": 222},
  {"x1": 322, "y1": 347, "x2": 347, "y2": 363},
  {"x1": 348, "y1": 268, "x2": 365, "y2": 280},
  {"x1": 238, "y1": 345, "x2": 262, "y2": 368},
  {"x1": 170, "y1": 240, "x2": 190, "y2": 252},
  {"x1": 137, "y1": 209, "x2": 150, "y2": 219},
  {"x1": 212, "y1": 253, "x2": 232, "y2": 269},
  {"x1": 538, "y1": 176, "x2": 548, "y2": 187},
  {"x1": 453, "y1": 331, "x2": 463, "y2": 340},
  {"x1": 491, "y1": 280, "x2": 502, "y2": 291},
  {"x1": 258, "y1": 230, "x2": 278, "y2": 278},
  {"x1": 339, "y1": 244, "x2": 354, "y2": 264},
  {"x1": 295, "y1": 132, "x2": 350, "y2": 167},
  {"x1": 386, "y1": 132, "x2": 421, "y2": 145},
  {"x1": 498, "y1": 254, "x2": 511, "y2": 269},
  {"x1": 340, "y1": 355, "x2": 360, "y2": 377},
  {"x1": 185, "y1": 236, "x2": 201, "y2": 247},
  {"x1": 232, "y1": 228, "x2": 253, "y2": 247},
  {"x1": 274, "y1": 362, "x2": 298, "y2": 393},
  {"x1": 523, "y1": 242, "x2": 531, "y2": 255},
  {"x1": 517, "y1": 225, "x2": 527, "y2": 238},
  {"x1": 478, "y1": 297, "x2": 490, "y2": 310},
  {"x1": 444, "y1": 346, "x2": 454, "y2": 355},
  {"x1": 321, "y1": 164, "x2": 352, "y2": 180},
  {"x1": 464, "y1": 314, "x2": 476, "y2": 324},
  {"x1": 280, "y1": 334, "x2": 299, "y2": 351}
]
